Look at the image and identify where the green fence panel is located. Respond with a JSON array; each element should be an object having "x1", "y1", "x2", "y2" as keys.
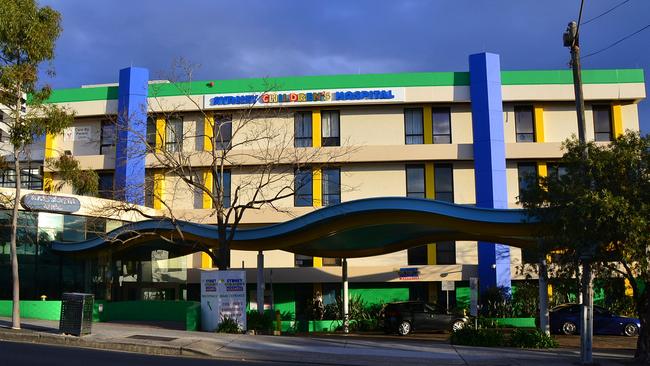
[
  {"x1": 456, "y1": 287, "x2": 470, "y2": 309},
  {"x1": 488, "y1": 318, "x2": 536, "y2": 328},
  {"x1": 0, "y1": 300, "x2": 61, "y2": 321},
  {"x1": 349, "y1": 287, "x2": 409, "y2": 306},
  {"x1": 97, "y1": 301, "x2": 200, "y2": 331}
]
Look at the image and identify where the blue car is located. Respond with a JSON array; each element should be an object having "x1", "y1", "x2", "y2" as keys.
[{"x1": 549, "y1": 304, "x2": 640, "y2": 337}]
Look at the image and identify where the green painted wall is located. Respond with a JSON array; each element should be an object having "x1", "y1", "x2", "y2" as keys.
[
  {"x1": 456, "y1": 287, "x2": 470, "y2": 309},
  {"x1": 0, "y1": 300, "x2": 61, "y2": 321},
  {"x1": 274, "y1": 284, "x2": 296, "y2": 320},
  {"x1": 96, "y1": 301, "x2": 200, "y2": 331},
  {"x1": 349, "y1": 287, "x2": 409, "y2": 306}
]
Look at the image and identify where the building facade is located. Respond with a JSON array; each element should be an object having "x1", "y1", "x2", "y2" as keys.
[{"x1": 0, "y1": 53, "x2": 645, "y2": 318}]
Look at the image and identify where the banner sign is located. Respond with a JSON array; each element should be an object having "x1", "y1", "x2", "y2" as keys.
[
  {"x1": 204, "y1": 87, "x2": 405, "y2": 109},
  {"x1": 200, "y1": 270, "x2": 247, "y2": 332},
  {"x1": 21, "y1": 194, "x2": 81, "y2": 213},
  {"x1": 441, "y1": 280, "x2": 455, "y2": 291},
  {"x1": 469, "y1": 277, "x2": 479, "y2": 317},
  {"x1": 398, "y1": 267, "x2": 420, "y2": 280}
]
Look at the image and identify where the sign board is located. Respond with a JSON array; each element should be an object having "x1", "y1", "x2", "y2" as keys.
[
  {"x1": 21, "y1": 193, "x2": 81, "y2": 213},
  {"x1": 469, "y1": 277, "x2": 479, "y2": 317},
  {"x1": 200, "y1": 270, "x2": 247, "y2": 332},
  {"x1": 203, "y1": 87, "x2": 405, "y2": 109},
  {"x1": 441, "y1": 280, "x2": 455, "y2": 292},
  {"x1": 63, "y1": 126, "x2": 92, "y2": 142},
  {"x1": 398, "y1": 267, "x2": 420, "y2": 280}
]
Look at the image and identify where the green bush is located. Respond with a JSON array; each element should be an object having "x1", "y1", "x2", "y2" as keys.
[
  {"x1": 216, "y1": 316, "x2": 241, "y2": 333},
  {"x1": 509, "y1": 328, "x2": 558, "y2": 349},
  {"x1": 246, "y1": 310, "x2": 275, "y2": 332},
  {"x1": 450, "y1": 326, "x2": 507, "y2": 347}
]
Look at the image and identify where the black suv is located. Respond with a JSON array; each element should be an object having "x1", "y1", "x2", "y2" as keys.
[{"x1": 382, "y1": 301, "x2": 468, "y2": 335}]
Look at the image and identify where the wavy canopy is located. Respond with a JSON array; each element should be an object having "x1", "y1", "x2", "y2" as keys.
[{"x1": 51, "y1": 197, "x2": 540, "y2": 259}]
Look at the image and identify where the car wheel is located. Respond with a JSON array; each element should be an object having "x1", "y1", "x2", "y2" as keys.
[
  {"x1": 562, "y1": 321, "x2": 577, "y2": 335},
  {"x1": 624, "y1": 323, "x2": 639, "y2": 337},
  {"x1": 451, "y1": 320, "x2": 465, "y2": 332},
  {"x1": 397, "y1": 321, "x2": 411, "y2": 336}
]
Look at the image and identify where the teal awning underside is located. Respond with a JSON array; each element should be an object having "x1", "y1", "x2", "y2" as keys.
[{"x1": 51, "y1": 197, "x2": 540, "y2": 259}]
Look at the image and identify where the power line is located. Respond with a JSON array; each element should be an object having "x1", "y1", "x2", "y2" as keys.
[
  {"x1": 583, "y1": 0, "x2": 631, "y2": 26},
  {"x1": 582, "y1": 23, "x2": 650, "y2": 59}
]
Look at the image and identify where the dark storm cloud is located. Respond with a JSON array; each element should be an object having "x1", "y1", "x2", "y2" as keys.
[{"x1": 40, "y1": 0, "x2": 649, "y2": 132}]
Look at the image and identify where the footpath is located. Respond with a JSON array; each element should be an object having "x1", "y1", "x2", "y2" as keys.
[{"x1": 0, "y1": 317, "x2": 635, "y2": 366}]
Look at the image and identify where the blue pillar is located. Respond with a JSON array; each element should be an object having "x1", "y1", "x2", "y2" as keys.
[
  {"x1": 469, "y1": 53, "x2": 511, "y2": 294},
  {"x1": 115, "y1": 67, "x2": 148, "y2": 205}
]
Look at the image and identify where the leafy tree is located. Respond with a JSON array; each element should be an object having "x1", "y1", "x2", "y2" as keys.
[
  {"x1": 519, "y1": 131, "x2": 650, "y2": 361},
  {"x1": 0, "y1": 0, "x2": 74, "y2": 329}
]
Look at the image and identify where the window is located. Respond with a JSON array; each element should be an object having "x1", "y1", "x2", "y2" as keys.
[
  {"x1": 100, "y1": 120, "x2": 116, "y2": 155},
  {"x1": 517, "y1": 163, "x2": 537, "y2": 198},
  {"x1": 406, "y1": 164, "x2": 425, "y2": 198},
  {"x1": 0, "y1": 163, "x2": 43, "y2": 190},
  {"x1": 321, "y1": 111, "x2": 340, "y2": 146},
  {"x1": 62, "y1": 215, "x2": 86, "y2": 242},
  {"x1": 214, "y1": 170, "x2": 231, "y2": 208},
  {"x1": 322, "y1": 168, "x2": 340, "y2": 206},
  {"x1": 295, "y1": 254, "x2": 313, "y2": 267},
  {"x1": 515, "y1": 106, "x2": 535, "y2": 142},
  {"x1": 97, "y1": 172, "x2": 114, "y2": 199},
  {"x1": 436, "y1": 241, "x2": 456, "y2": 265},
  {"x1": 434, "y1": 164, "x2": 454, "y2": 202},
  {"x1": 407, "y1": 245, "x2": 427, "y2": 265},
  {"x1": 146, "y1": 116, "x2": 157, "y2": 150},
  {"x1": 404, "y1": 108, "x2": 424, "y2": 144},
  {"x1": 432, "y1": 108, "x2": 451, "y2": 144},
  {"x1": 322, "y1": 257, "x2": 341, "y2": 266},
  {"x1": 294, "y1": 168, "x2": 313, "y2": 206},
  {"x1": 144, "y1": 170, "x2": 154, "y2": 208},
  {"x1": 165, "y1": 116, "x2": 183, "y2": 152},
  {"x1": 294, "y1": 112, "x2": 312, "y2": 147},
  {"x1": 548, "y1": 164, "x2": 568, "y2": 180},
  {"x1": 214, "y1": 114, "x2": 232, "y2": 150},
  {"x1": 593, "y1": 105, "x2": 613, "y2": 142}
]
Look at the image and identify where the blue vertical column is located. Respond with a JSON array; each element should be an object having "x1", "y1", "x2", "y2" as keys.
[
  {"x1": 469, "y1": 53, "x2": 511, "y2": 293},
  {"x1": 115, "y1": 67, "x2": 149, "y2": 205}
]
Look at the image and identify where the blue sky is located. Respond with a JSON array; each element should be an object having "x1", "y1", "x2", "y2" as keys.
[{"x1": 40, "y1": 0, "x2": 649, "y2": 134}]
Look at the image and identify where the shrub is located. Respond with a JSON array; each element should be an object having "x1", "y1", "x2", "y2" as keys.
[
  {"x1": 216, "y1": 316, "x2": 241, "y2": 333},
  {"x1": 246, "y1": 310, "x2": 275, "y2": 333},
  {"x1": 509, "y1": 328, "x2": 558, "y2": 349},
  {"x1": 450, "y1": 326, "x2": 507, "y2": 347}
]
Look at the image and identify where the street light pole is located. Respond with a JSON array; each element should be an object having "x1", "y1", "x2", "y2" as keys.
[{"x1": 563, "y1": 21, "x2": 593, "y2": 365}]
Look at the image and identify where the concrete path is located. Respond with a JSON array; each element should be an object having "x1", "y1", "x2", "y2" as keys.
[{"x1": 0, "y1": 317, "x2": 634, "y2": 365}]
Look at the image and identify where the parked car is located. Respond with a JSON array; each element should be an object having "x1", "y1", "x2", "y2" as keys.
[
  {"x1": 549, "y1": 303, "x2": 640, "y2": 337},
  {"x1": 381, "y1": 301, "x2": 468, "y2": 336}
]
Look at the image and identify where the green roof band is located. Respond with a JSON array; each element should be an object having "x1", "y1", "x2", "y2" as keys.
[{"x1": 44, "y1": 69, "x2": 644, "y2": 104}]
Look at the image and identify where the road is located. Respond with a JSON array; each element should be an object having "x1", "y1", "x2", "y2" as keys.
[{"x1": 0, "y1": 340, "x2": 322, "y2": 366}]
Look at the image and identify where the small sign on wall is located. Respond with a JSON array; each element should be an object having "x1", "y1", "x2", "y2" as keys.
[{"x1": 63, "y1": 126, "x2": 92, "y2": 142}]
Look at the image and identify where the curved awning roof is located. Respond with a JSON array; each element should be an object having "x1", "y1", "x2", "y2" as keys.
[{"x1": 51, "y1": 197, "x2": 540, "y2": 259}]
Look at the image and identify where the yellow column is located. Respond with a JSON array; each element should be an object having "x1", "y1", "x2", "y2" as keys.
[
  {"x1": 425, "y1": 162, "x2": 436, "y2": 264},
  {"x1": 43, "y1": 132, "x2": 56, "y2": 192},
  {"x1": 534, "y1": 106, "x2": 545, "y2": 142},
  {"x1": 155, "y1": 116, "x2": 166, "y2": 152},
  {"x1": 204, "y1": 113, "x2": 214, "y2": 152},
  {"x1": 312, "y1": 167, "x2": 323, "y2": 267},
  {"x1": 201, "y1": 251, "x2": 213, "y2": 269},
  {"x1": 423, "y1": 106, "x2": 433, "y2": 144},
  {"x1": 202, "y1": 170, "x2": 213, "y2": 209},
  {"x1": 625, "y1": 278, "x2": 634, "y2": 297},
  {"x1": 537, "y1": 162, "x2": 547, "y2": 178},
  {"x1": 153, "y1": 170, "x2": 165, "y2": 210},
  {"x1": 312, "y1": 109, "x2": 321, "y2": 147},
  {"x1": 612, "y1": 103, "x2": 624, "y2": 138}
]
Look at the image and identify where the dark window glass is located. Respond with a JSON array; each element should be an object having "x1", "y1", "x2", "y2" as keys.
[
  {"x1": 593, "y1": 105, "x2": 613, "y2": 142},
  {"x1": 517, "y1": 163, "x2": 537, "y2": 198},
  {"x1": 322, "y1": 257, "x2": 341, "y2": 266},
  {"x1": 548, "y1": 164, "x2": 568, "y2": 180},
  {"x1": 62, "y1": 215, "x2": 86, "y2": 242},
  {"x1": 295, "y1": 254, "x2": 313, "y2": 267},
  {"x1": 515, "y1": 106, "x2": 535, "y2": 142},
  {"x1": 406, "y1": 164, "x2": 425, "y2": 198},
  {"x1": 408, "y1": 245, "x2": 428, "y2": 265},
  {"x1": 436, "y1": 241, "x2": 456, "y2": 264},
  {"x1": 322, "y1": 168, "x2": 340, "y2": 206},
  {"x1": 214, "y1": 170, "x2": 231, "y2": 208},
  {"x1": 0, "y1": 163, "x2": 43, "y2": 190},
  {"x1": 294, "y1": 112, "x2": 312, "y2": 147},
  {"x1": 321, "y1": 111, "x2": 340, "y2": 146},
  {"x1": 214, "y1": 114, "x2": 232, "y2": 150},
  {"x1": 146, "y1": 116, "x2": 157, "y2": 150},
  {"x1": 432, "y1": 108, "x2": 451, "y2": 144},
  {"x1": 165, "y1": 116, "x2": 183, "y2": 152},
  {"x1": 86, "y1": 217, "x2": 106, "y2": 240},
  {"x1": 434, "y1": 164, "x2": 454, "y2": 203},
  {"x1": 294, "y1": 168, "x2": 313, "y2": 206},
  {"x1": 97, "y1": 172, "x2": 114, "y2": 199},
  {"x1": 404, "y1": 108, "x2": 424, "y2": 144},
  {"x1": 100, "y1": 119, "x2": 116, "y2": 155},
  {"x1": 144, "y1": 170, "x2": 154, "y2": 208}
]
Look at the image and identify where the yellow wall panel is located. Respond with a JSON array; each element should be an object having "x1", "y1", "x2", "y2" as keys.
[
  {"x1": 202, "y1": 170, "x2": 213, "y2": 209},
  {"x1": 312, "y1": 168, "x2": 322, "y2": 207},
  {"x1": 312, "y1": 109, "x2": 321, "y2": 147},
  {"x1": 204, "y1": 113, "x2": 214, "y2": 152},
  {"x1": 534, "y1": 106, "x2": 545, "y2": 142},
  {"x1": 612, "y1": 103, "x2": 624, "y2": 137},
  {"x1": 155, "y1": 116, "x2": 166, "y2": 152},
  {"x1": 153, "y1": 170, "x2": 165, "y2": 210},
  {"x1": 423, "y1": 106, "x2": 433, "y2": 144}
]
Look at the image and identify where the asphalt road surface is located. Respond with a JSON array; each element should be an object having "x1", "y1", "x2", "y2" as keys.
[{"x1": 0, "y1": 340, "x2": 318, "y2": 366}]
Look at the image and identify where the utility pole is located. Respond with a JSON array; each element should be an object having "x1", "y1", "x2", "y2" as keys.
[{"x1": 563, "y1": 20, "x2": 593, "y2": 365}]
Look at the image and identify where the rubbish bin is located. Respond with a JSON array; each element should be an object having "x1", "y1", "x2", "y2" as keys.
[{"x1": 59, "y1": 293, "x2": 94, "y2": 336}]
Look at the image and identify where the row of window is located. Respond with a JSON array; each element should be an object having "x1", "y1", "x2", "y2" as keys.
[
  {"x1": 96, "y1": 104, "x2": 618, "y2": 156},
  {"x1": 0, "y1": 165, "x2": 43, "y2": 190}
]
